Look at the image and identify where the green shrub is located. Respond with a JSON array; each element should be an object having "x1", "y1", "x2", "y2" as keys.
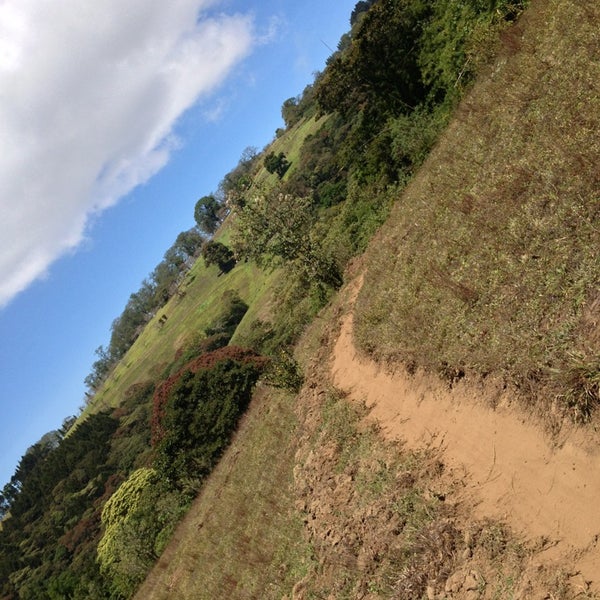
[
  {"x1": 154, "y1": 352, "x2": 265, "y2": 484},
  {"x1": 262, "y1": 349, "x2": 304, "y2": 392},
  {"x1": 97, "y1": 468, "x2": 189, "y2": 598},
  {"x1": 419, "y1": 0, "x2": 527, "y2": 105}
]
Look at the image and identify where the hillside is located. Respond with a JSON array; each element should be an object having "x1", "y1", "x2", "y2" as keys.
[{"x1": 2, "y1": 0, "x2": 600, "y2": 598}]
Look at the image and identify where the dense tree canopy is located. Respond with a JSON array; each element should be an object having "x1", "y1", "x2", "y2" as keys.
[
  {"x1": 201, "y1": 241, "x2": 236, "y2": 274},
  {"x1": 194, "y1": 195, "x2": 222, "y2": 234}
]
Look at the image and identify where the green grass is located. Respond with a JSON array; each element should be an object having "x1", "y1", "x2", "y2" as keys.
[
  {"x1": 354, "y1": 0, "x2": 600, "y2": 420},
  {"x1": 252, "y1": 115, "x2": 327, "y2": 189}
]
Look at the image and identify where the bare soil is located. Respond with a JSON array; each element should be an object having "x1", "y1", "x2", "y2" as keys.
[{"x1": 331, "y1": 275, "x2": 600, "y2": 592}]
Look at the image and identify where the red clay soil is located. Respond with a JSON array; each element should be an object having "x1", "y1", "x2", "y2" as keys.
[{"x1": 331, "y1": 276, "x2": 600, "y2": 590}]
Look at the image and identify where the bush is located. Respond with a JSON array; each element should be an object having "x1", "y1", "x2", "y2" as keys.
[
  {"x1": 262, "y1": 349, "x2": 304, "y2": 392},
  {"x1": 264, "y1": 151, "x2": 290, "y2": 179},
  {"x1": 97, "y1": 468, "x2": 189, "y2": 597},
  {"x1": 204, "y1": 290, "x2": 248, "y2": 338},
  {"x1": 202, "y1": 241, "x2": 236, "y2": 273},
  {"x1": 152, "y1": 349, "x2": 266, "y2": 485}
]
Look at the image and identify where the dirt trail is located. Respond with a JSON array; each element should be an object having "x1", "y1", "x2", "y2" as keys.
[{"x1": 331, "y1": 277, "x2": 600, "y2": 588}]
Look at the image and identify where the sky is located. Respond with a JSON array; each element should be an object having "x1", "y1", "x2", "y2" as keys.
[{"x1": 0, "y1": 0, "x2": 357, "y2": 488}]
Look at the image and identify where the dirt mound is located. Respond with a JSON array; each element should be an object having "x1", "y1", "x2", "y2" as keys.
[{"x1": 331, "y1": 276, "x2": 600, "y2": 591}]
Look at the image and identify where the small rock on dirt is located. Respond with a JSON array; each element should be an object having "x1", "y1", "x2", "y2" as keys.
[{"x1": 464, "y1": 571, "x2": 480, "y2": 591}]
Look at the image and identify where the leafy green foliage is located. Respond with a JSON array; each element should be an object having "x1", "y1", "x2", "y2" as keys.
[
  {"x1": 98, "y1": 468, "x2": 188, "y2": 598},
  {"x1": 261, "y1": 349, "x2": 304, "y2": 392},
  {"x1": 281, "y1": 84, "x2": 318, "y2": 130},
  {"x1": 204, "y1": 290, "x2": 249, "y2": 338},
  {"x1": 153, "y1": 348, "x2": 266, "y2": 484},
  {"x1": 0, "y1": 411, "x2": 119, "y2": 599},
  {"x1": 167, "y1": 332, "x2": 231, "y2": 380},
  {"x1": 108, "y1": 382, "x2": 154, "y2": 474},
  {"x1": 315, "y1": 0, "x2": 430, "y2": 120},
  {"x1": 263, "y1": 151, "x2": 290, "y2": 179},
  {"x1": 282, "y1": 115, "x2": 349, "y2": 207},
  {"x1": 232, "y1": 192, "x2": 342, "y2": 290},
  {"x1": 311, "y1": 0, "x2": 525, "y2": 185},
  {"x1": 350, "y1": 0, "x2": 376, "y2": 26},
  {"x1": 194, "y1": 195, "x2": 222, "y2": 234},
  {"x1": 419, "y1": 0, "x2": 526, "y2": 105},
  {"x1": 281, "y1": 97, "x2": 301, "y2": 129},
  {"x1": 100, "y1": 468, "x2": 156, "y2": 534},
  {"x1": 201, "y1": 240, "x2": 236, "y2": 273},
  {"x1": 218, "y1": 146, "x2": 259, "y2": 206}
]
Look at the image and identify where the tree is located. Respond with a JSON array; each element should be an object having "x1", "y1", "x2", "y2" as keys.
[
  {"x1": 194, "y1": 195, "x2": 222, "y2": 234},
  {"x1": 204, "y1": 290, "x2": 248, "y2": 338},
  {"x1": 281, "y1": 97, "x2": 300, "y2": 128},
  {"x1": 264, "y1": 152, "x2": 290, "y2": 179},
  {"x1": 231, "y1": 192, "x2": 342, "y2": 289},
  {"x1": 315, "y1": 0, "x2": 430, "y2": 120},
  {"x1": 174, "y1": 228, "x2": 204, "y2": 261},
  {"x1": 201, "y1": 241, "x2": 236, "y2": 274},
  {"x1": 84, "y1": 345, "x2": 114, "y2": 392},
  {"x1": 350, "y1": 0, "x2": 375, "y2": 26},
  {"x1": 218, "y1": 146, "x2": 259, "y2": 207}
]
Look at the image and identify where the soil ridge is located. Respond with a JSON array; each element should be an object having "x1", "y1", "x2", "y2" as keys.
[{"x1": 331, "y1": 276, "x2": 600, "y2": 589}]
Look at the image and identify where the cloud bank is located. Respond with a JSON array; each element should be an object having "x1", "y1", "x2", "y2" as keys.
[{"x1": 0, "y1": 0, "x2": 254, "y2": 307}]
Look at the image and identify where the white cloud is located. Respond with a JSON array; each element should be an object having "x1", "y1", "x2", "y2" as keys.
[{"x1": 0, "y1": 0, "x2": 254, "y2": 307}]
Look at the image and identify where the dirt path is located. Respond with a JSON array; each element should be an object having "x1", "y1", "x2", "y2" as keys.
[{"x1": 331, "y1": 278, "x2": 600, "y2": 588}]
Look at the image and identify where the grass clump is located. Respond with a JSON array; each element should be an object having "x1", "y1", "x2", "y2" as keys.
[{"x1": 552, "y1": 351, "x2": 600, "y2": 423}]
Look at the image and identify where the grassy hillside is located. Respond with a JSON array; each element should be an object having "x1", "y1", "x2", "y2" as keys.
[
  {"x1": 354, "y1": 0, "x2": 600, "y2": 423},
  {"x1": 86, "y1": 256, "x2": 272, "y2": 414}
]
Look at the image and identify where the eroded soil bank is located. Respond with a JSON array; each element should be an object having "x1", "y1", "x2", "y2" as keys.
[{"x1": 331, "y1": 276, "x2": 600, "y2": 592}]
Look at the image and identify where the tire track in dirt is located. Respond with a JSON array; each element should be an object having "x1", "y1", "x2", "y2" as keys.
[{"x1": 331, "y1": 277, "x2": 600, "y2": 588}]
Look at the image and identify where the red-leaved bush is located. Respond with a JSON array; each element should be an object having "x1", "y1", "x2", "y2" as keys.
[{"x1": 150, "y1": 346, "x2": 268, "y2": 447}]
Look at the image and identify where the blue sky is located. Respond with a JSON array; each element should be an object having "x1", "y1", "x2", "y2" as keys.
[{"x1": 0, "y1": 0, "x2": 357, "y2": 488}]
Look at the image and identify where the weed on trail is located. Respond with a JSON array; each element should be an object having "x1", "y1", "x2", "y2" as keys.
[{"x1": 354, "y1": 0, "x2": 600, "y2": 421}]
